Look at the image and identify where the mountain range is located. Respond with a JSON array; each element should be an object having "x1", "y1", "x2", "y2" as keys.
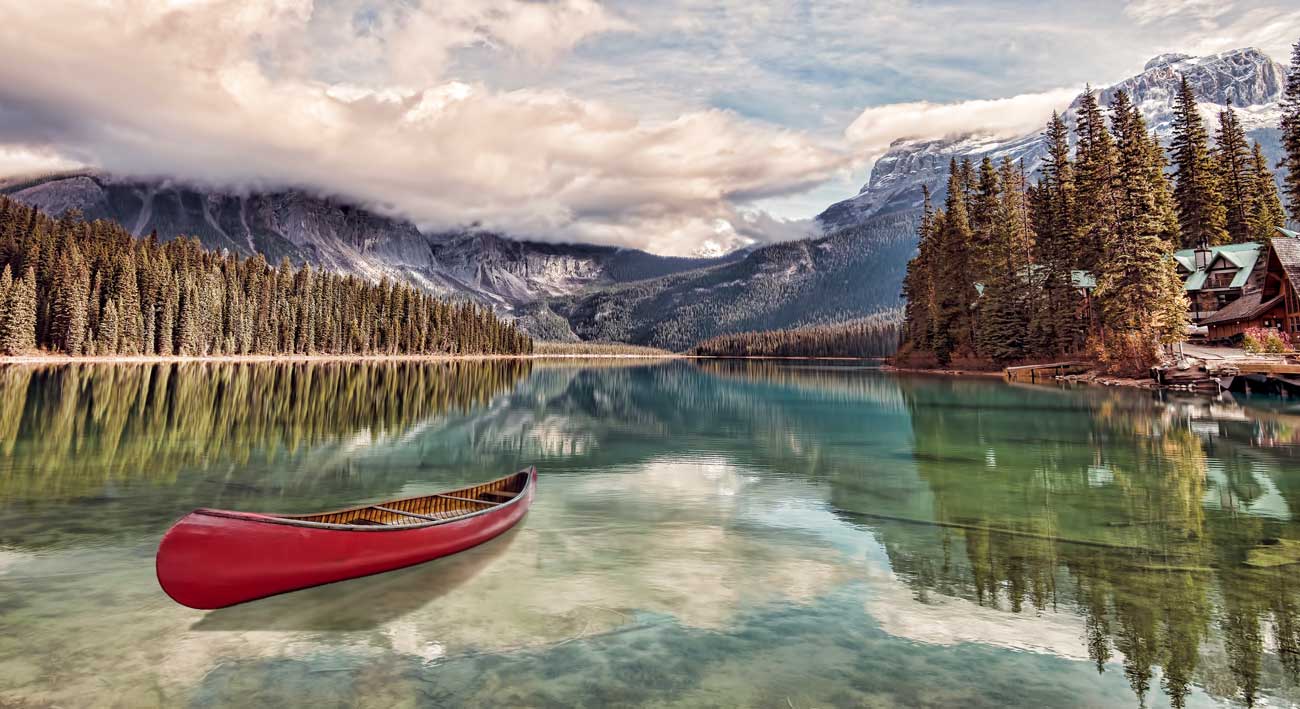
[
  {"x1": 818, "y1": 47, "x2": 1287, "y2": 230},
  {"x1": 0, "y1": 172, "x2": 740, "y2": 311},
  {"x1": 2, "y1": 46, "x2": 1289, "y2": 349}
]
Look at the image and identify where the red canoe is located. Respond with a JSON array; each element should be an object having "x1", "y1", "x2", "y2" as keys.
[{"x1": 157, "y1": 467, "x2": 537, "y2": 609}]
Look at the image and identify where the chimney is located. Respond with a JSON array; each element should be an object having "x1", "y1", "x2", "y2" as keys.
[{"x1": 1194, "y1": 241, "x2": 1211, "y2": 271}]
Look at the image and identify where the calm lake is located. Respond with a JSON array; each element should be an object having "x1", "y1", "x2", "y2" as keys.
[{"x1": 2, "y1": 359, "x2": 1300, "y2": 707}]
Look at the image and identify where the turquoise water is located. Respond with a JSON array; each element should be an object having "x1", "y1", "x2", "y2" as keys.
[{"x1": 2, "y1": 359, "x2": 1300, "y2": 707}]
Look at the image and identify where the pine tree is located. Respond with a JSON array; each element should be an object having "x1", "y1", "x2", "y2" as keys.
[
  {"x1": 50, "y1": 247, "x2": 89, "y2": 354},
  {"x1": 177, "y1": 282, "x2": 201, "y2": 356},
  {"x1": 1170, "y1": 75, "x2": 1229, "y2": 247},
  {"x1": 977, "y1": 158, "x2": 1034, "y2": 363},
  {"x1": 1249, "y1": 142, "x2": 1288, "y2": 241},
  {"x1": 1031, "y1": 112, "x2": 1082, "y2": 356},
  {"x1": 902, "y1": 187, "x2": 939, "y2": 352},
  {"x1": 97, "y1": 299, "x2": 120, "y2": 354},
  {"x1": 970, "y1": 157, "x2": 1000, "y2": 282},
  {"x1": 1074, "y1": 85, "x2": 1118, "y2": 271},
  {"x1": 0, "y1": 267, "x2": 11, "y2": 354},
  {"x1": 1095, "y1": 90, "x2": 1188, "y2": 370},
  {"x1": 1214, "y1": 102, "x2": 1253, "y2": 243},
  {"x1": 158, "y1": 275, "x2": 178, "y2": 356},
  {"x1": 1, "y1": 266, "x2": 37, "y2": 355},
  {"x1": 111, "y1": 253, "x2": 143, "y2": 354},
  {"x1": 1143, "y1": 113, "x2": 1181, "y2": 245},
  {"x1": 931, "y1": 160, "x2": 975, "y2": 365},
  {"x1": 1281, "y1": 38, "x2": 1300, "y2": 224}
]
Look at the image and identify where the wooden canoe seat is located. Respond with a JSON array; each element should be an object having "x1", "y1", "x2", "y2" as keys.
[
  {"x1": 434, "y1": 494, "x2": 495, "y2": 506},
  {"x1": 479, "y1": 490, "x2": 516, "y2": 501},
  {"x1": 372, "y1": 506, "x2": 440, "y2": 522}
]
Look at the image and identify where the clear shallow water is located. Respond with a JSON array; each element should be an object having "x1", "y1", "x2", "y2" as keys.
[{"x1": 3, "y1": 360, "x2": 1300, "y2": 707}]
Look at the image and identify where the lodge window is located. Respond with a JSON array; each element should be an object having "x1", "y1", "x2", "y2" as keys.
[{"x1": 1206, "y1": 271, "x2": 1237, "y2": 289}]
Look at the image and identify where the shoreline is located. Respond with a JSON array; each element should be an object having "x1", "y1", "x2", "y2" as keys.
[
  {"x1": 0, "y1": 352, "x2": 1166, "y2": 390},
  {"x1": 0, "y1": 353, "x2": 1155, "y2": 389},
  {"x1": 0, "y1": 352, "x2": 690, "y2": 366},
  {"x1": 882, "y1": 362, "x2": 1163, "y2": 390},
  {"x1": 0, "y1": 353, "x2": 896, "y2": 366},
  {"x1": 879, "y1": 364, "x2": 1004, "y2": 378}
]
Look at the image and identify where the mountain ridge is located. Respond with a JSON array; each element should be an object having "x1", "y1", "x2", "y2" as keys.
[
  {"x1": 818, "y1": 47, "x2": 1288, "y2": 231},
  {"x1": 0, "y1": 171, "x2": 742, "y2": 318}
]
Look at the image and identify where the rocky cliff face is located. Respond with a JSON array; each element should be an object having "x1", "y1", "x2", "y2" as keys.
[
  {"x1": 0, "y1": 173, "x2": 737, "y2": 315},
  {"x1": 819, "y1": 47, "x2": 1288, "y2": 231}
]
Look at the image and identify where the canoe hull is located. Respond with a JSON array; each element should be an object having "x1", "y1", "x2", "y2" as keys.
[{"x1": 157, "y1": 468, "x2": 536, "y2": 609}]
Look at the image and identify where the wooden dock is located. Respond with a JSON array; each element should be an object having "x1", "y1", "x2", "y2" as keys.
[
  {"x1": 1004, "y1": 361, "x2": 1090, "y2": 383},
  {"x1": 1214, "y1": 362, "x2": 1300, "y2": 376},
  {"x1": 1155, "y1": 357, "x2": 1300, "y2": 393}
]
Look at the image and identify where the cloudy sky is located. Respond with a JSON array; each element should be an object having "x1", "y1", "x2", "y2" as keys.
[{"x1": 0, "y1": 0, "x2": 1296, "y2": 255}]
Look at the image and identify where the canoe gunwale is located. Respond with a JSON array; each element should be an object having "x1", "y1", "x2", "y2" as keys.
[{"x1": 190, "y1": 467, "x2": 535, "y2": 532}]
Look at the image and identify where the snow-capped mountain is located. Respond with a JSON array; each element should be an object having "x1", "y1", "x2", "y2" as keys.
[
  {"x1": 818, "y1": 47, "x2": 1288, "y2": 231},
  {"x1": 0, "y1": 172, "x2": 740, "y2": 313}
]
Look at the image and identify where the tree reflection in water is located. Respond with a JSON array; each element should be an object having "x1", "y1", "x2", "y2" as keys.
[
  {"x1": 694, "y1": 361, "x2": 1300, "y2": 707},
  {"x1": 0, "y1": 360, "x2": 531, "y2": 502}
]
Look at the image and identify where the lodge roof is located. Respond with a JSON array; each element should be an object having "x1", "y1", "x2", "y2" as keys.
[
  {"x1": 1279, "y1": 227, "x2": 1300, "y2": 238},
  {"x1": 1173, "y1": 242, "x2": 1260, "y2": 292},
  {"x1": 1200, "y1": 291, "x2": 1283, "y2": 326},
  {"x1": 1270, "y1": 236, "x2": 1300, "y2": 289}
]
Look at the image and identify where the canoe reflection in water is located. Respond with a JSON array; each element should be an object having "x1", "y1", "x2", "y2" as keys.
[{"x1": 157, "y1": 468, "x2": 537, "y2": 610}]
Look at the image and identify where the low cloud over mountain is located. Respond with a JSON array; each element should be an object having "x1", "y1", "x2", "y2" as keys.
[{"x1": 0, "y1": 0, "x2": 845, "y2": 256}]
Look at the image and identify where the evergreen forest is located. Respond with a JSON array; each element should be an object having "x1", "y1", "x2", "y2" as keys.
[
  {"x1": 690, "y1": 315, "x2": 900, "y2": 358},
  {"x1": 899, "y1": 39, "x2": 1300, "y2": 372},
  {"x1": 0, "y1": 195, "x2": 532, "y2": 357}
]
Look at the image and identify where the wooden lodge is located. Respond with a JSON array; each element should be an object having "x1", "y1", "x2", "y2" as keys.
[
  {"x1": 1201, "y1": 229, "x2": 1300, "y2": 341},
  {"x1": 1174, "y1": 242, "x2": 1261, "y2": 323}
]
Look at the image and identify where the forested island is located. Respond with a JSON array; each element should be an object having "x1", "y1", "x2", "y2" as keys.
[
  {"x1": 0, "y1": 195, "x2": 532, "y2": 358},
  {"x1": 898, "y1": 41, "x2": 1300, "y2": 374}
]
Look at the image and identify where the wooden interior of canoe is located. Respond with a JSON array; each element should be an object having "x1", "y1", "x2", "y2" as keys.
[{"x1": 277, "y1": 471, "x2": 529, "y2": 527}]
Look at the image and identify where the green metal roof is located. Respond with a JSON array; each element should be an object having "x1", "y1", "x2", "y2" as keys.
[
  {"x1": 1172, "y1": 242, "x2": 1261, "y2": 292},
  {"x1": 1279, "y1": 227, "x2": 1300, "y2": 238}
]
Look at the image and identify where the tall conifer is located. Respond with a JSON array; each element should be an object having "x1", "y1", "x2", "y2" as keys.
[
  {"x1": 97, "y1": 299, "x2": 120, "y2": 354},
  {"x1": 0, "y1": 267, "x2": 12, "y2": 354},
  {"x1": 1074, "y1": 85, "x2": 1118, "y2": 270},
  {"x1": 970, "y1": 156, "x2": 999, "y2": 282},
  {"x1": 1281, "y1": 39, "x2": 1300, "y2": 223},
  {"x1": 1096, "y1": 90, "x2": 1187, "y2": 367},
  {"x1": 1170, "y1": 75, "x2": 1229, "y2": 247},
  {"x1": 1214, "y1": 102, "x2": 1252, "y2": 243},
  {"x1": 51, "y1": 247, "x2": 89, "y2": 354},
  {"x1": 901, "y1": 187, "x2": 938, "y2": 351},
  {"x1": 1249, "y1": 142, "x2": 1287, "y2": 241},
  {"x1": 1, "y1": 267, "x2": 37, "y2": 355},
  {"x1": 931, "y1": 160, "x2": 975, "y2": 365},
  {"x1": 1031, "y1": 112, "x2": 1082, "y2": 356},
  {"x1": 977, "y1": 158, "x2": 1034, "y2": 362}
]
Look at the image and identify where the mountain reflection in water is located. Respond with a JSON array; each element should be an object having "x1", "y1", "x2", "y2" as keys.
[{"x1": 1, "y1": 359, "x2": 1299, "y2": 707}]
